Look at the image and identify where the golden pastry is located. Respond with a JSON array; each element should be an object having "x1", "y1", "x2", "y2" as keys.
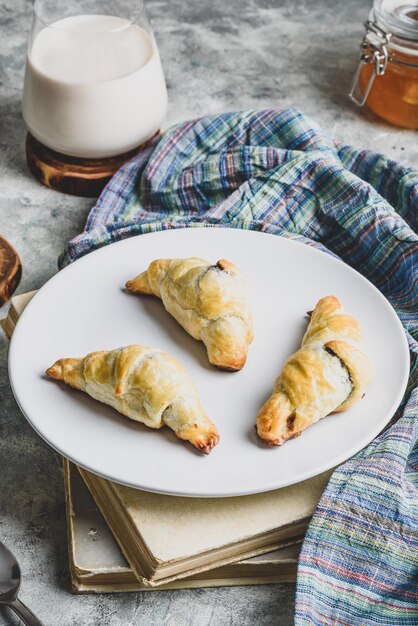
[
  {"x1": 46, "y1": 345, "x2": 219, "y2": 454},
  {"x1": 126, "y1": 257, "x2": 253, "y2": 371},
  {"x1": 257, "y1": 296, "x2": 373, "y2": 446}
]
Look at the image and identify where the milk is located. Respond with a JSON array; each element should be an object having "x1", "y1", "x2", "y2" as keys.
[{"x1": 22, "y1": 15, "x2": 167, "y2": 158}]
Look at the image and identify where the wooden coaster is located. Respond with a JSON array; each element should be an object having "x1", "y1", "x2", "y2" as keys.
[
  {"x1": 26, "y1": 132, "x2": 159, "y2": 198},
  {"x1": 0, "y1": 236, "x2": 21, "y2": 307}
]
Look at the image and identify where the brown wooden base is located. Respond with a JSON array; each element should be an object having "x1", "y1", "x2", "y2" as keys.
[
  {"x1": 25, "y1": 132, "x2": 159, "y2": 198},
  {"x1": 0, "y1": 236, "x2": 21, "y2": 307}
]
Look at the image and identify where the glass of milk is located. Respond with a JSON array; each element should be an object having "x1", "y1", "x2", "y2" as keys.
[{"x1": 22, "y1": 0, "x2": 168, "y2": 158}]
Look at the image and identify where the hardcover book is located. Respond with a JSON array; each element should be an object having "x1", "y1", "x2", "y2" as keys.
[
  {"x1": 78, "y1": 464, "x2": 328, "y2": 586},
  {"x1": 65, "y1": 460, "x2": 301, "y2": 593}
]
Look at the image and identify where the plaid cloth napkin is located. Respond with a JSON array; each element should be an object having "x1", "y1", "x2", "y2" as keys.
[{"x1": 60, "y1": 109, "x2": 418, "y2": 625}]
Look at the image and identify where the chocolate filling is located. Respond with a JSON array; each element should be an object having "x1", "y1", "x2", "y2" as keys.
[
  {"x1": 324, "y1": 345, "x2": 353, "y2": 407},
  {"x1": 286, "y1": 411, "x2": 296, "y2": 431}
]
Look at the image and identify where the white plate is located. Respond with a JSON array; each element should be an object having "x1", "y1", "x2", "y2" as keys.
[{"x1": 9, "y1": 228, "x2": 409, "y2": 497}]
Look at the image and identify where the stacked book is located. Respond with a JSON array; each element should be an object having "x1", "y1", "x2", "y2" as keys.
[{"x1": 2, "y1": 292, "x2": 331, "y2": 593}]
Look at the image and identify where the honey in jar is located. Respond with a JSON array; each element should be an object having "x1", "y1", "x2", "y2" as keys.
[{"x1": 350, "y1": 0, "x2": 418, "y2": 129}]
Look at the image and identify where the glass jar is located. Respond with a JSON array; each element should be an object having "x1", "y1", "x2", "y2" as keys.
[{"x1": 349, "y1": 0, "x2": 418, "y2": 129}]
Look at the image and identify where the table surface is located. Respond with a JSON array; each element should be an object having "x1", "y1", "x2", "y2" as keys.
[{"x1": 0, "y1": 1, "x2": 416, "y2": 624}]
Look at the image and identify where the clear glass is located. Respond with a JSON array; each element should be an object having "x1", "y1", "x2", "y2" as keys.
[
  {"x1": 374, "y1": 0, "x2": 418, "y2": 40},
  {"x1": 359, "y1": 0, "x2": 418, "y2": 128},
  {"x1": 22, "y1": 0, "x2": 167, "y2": 158}
]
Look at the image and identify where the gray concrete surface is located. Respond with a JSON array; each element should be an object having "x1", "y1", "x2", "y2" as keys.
[{"x1": 0, "y1": 1, "x2": 416, "y2": 624}]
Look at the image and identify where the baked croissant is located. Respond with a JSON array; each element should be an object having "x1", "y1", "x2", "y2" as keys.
[
  {"x1": 257, "y1": 296, "x2": 373, "y2": 446},
  {"x1": 46, "y1": 345, "x2": 219, "y2": 454},
  {"x1": 126, "y1": 258, "x2": 253, "y2": 371}
]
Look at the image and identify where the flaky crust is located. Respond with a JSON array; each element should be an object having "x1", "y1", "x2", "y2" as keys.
[
  {"x1": 46, "y1": 345, "x2": 219, "y2": 454},
  {"x1": 126, "y1": 258, "x2": 253, "y2": 371},
  {"x1": 256, "y1": 296, "x2": 373, "y2": 446}
]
